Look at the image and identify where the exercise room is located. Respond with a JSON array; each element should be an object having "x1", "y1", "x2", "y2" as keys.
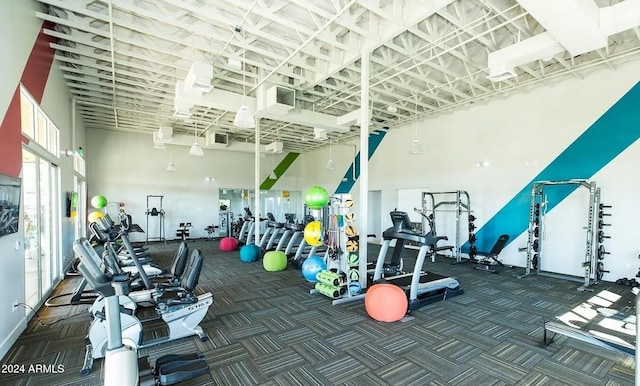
[{"x1": 1, "y1": 0, "x2": 640, "y2": 385}]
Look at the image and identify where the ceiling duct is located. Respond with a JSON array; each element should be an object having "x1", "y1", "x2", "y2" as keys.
[
  {"x1": 516, "y1": 0, "x2": 607, "y2": 56},
  {"x1": 205, "y1": 131, "x2": 229, "y2": 147},
  {"x1": 487, "y1": 32, "x2": 564, "y2": 82},
  {"x1": 599, "y1": 0, "x2": 640, "y2": 36},
  {"x1": 152, "y1": 131, "x2": 166, "y2": 149},
  {"x1": 184, "y1": 61, "x2": 214, "y2": 93},
  {"x1": 157, "y1": 126, "x2": 173, "y2": 141},
  {"x1": 174, "y1": 81, "x2": 197, "y2": 119},
  {"x1": 256, "y1": 84, "x2": 295, "y2": 116},
  {"x1": 488, "y1": 0, "x2": 640, "y2": 82},
  {"x1": 314, "y1": 127, "x2": 327, "y2": 140},
  {"x1": 265, "y1": 141, "x2": 284, "y2": 153}
]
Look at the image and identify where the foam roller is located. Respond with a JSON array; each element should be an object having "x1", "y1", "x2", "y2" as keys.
[
  {"x1": 315, "y1": 282, "x2": 346, "y2": 299},
  {"x1": 316, "y1": 270, "x2": 345, "y2": 287}
]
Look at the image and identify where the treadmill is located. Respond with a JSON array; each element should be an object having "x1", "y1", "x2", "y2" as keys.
[{"x1": 372, "y1": 211, "x2": 464, "y2": 311}]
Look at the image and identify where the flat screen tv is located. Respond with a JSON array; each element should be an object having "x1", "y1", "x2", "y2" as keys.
[{"x1": 0, "y1": 173, "x2": 21, "y2": 238}]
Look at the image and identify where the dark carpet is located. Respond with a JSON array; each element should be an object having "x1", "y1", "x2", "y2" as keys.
[{"x1": 0, "y1": 240, "x2": 635, "y2": 385}]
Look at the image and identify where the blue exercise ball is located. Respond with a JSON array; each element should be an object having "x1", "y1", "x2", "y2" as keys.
[
  {"x1": 301, "y1": 255, "x2": 326, "y2": 282},
  {"x1": 240, "y1": 244, "x2": 261, "y2": 263}
]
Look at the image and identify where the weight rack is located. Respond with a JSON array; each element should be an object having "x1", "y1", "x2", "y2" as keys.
[
  {"x1": 421, "y1": 190, "x2": 472, "y2": 263},
  {"x1": 519, "y1": 180, "x2": 602, "y2": 292}
]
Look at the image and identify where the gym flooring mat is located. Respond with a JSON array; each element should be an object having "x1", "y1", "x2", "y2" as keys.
[{"x1": 0, "y1": 240, "x2": 635, "y2": 385}]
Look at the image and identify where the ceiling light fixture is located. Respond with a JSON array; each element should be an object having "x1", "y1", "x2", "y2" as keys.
[
  {"x1": 233, "y1": 26, "x2": 256, "y2": 129},
  {"x1": 410, "y1": 94, "x2": 423, "y2": 155},
  {"x1": 326, "y1": 138, "x2": 335, "y2": 171},
  {"x1": 166, "y1": 146, "x2": 176, "y2": 172},
  {"x1": 189, "y1": 120, "x2": 204, "y2": 156}
]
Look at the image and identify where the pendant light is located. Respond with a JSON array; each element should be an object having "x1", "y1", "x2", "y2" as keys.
[
  {"x1": 326, "y1": 138, "x2": 335, "y2": 171},
  {"x1": 166, "y1": 145, "x2": 176, "y2": 171},
  {"x1": 234, "y1": 26, "x2": 256, "y2": 129},
  {"x1": 189, "y1": 120, "x2": 204, "y2": 156},
  {"x1": 410, "y1": 94, "x2": 423, "y2": 155}
]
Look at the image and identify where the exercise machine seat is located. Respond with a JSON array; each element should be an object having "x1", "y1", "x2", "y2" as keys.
[
  {"x1": 183, "y1": 249, "x2": 204, "y2": 293},
  {"x1": 170, "y1": 242, "x2": 189, "y2": 279}
]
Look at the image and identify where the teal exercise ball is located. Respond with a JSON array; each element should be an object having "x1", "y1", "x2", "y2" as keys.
[
  {"x1": 301, "y1": 256, "x2": 326, "y2": 282},
  {"x1": 239, "y1": 244, "x2": 261, "y2": 263},
  {"x1": 305, "y1": 186, "x2": 329, "y2": 210},
  {"x1": 91, "y1": 195, "x2": 108, "y2": 209},
  {"x1": 263, "y1": 251, "x2": 287, "y2": 272}
]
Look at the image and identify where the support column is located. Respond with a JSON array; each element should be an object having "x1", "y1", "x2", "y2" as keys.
[
  {"x1": 254, "y1": 119, "x2": 261, "y2": 245},
  {"x1": 359, "y1": 50, "x2": 369, "y2": 289}
]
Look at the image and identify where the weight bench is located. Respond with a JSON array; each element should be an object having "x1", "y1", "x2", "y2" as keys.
[{"x1": 474, "y1": 234, "x2": 510, "y2": 273}]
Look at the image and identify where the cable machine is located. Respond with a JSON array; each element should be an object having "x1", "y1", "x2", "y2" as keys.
[
  {"x1": 520, "y1": 180, "x2": 606, "y2": 292},
  {"x1": 145, "y1": 195, "x2": 165, "y2": 243},
  {"x1": 421, "y1": 191, "x2": 472, "y2": 263}
]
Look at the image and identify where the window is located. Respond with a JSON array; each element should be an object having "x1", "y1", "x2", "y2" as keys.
[{"x1": 19, "y1": 86, "x2": 60, "y2": 157}]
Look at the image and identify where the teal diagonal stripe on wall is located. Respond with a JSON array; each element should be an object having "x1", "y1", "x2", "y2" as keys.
[
  {"x1": 335, "y1": 131, "x2": 387, "y2": 194},
  {"x1": 468, "y1": 82, "x2": 640, "y2": 252},
  {"x1": 261, "y1": 152, "x2": 300, "y2": 190}
]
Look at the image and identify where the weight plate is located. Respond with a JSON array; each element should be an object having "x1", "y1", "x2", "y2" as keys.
[
  {"x1": 596, "y1": 262, "x2": 604, "y2": 281},
  {"x1": 346, "y1": 239, "x2": 359, "y2": 252},
  {"x1": 345, "y1": 212, "x2": 355, "y2": 223}
]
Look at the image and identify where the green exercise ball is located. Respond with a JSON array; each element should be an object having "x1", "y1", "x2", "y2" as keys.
[
  {"x1": 304, "y1": 186, "x2": 329, "y2": 210},
  {"x1": 91, "y1": 195, "x2": 108, "y2": 209},
  {"x1": 263, "y1": 251, "x2": 287, "y2": 272}
]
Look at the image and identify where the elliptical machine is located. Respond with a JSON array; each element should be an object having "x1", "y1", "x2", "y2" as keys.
[{"x1": 81, "y1": 254, "x2": 209, "y2": 385}]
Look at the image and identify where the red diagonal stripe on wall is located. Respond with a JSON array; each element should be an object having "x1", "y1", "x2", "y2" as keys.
[{"x1": 0, "y1": 21, "x2": 56, "y2": 177}]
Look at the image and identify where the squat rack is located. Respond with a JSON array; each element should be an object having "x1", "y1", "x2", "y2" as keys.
[
  {"x1": 520, "y1": 180, "x2": 601, "y2": 292},
  {"x1": 421, "y1": 190, "x2": 471, "y2": 263}
]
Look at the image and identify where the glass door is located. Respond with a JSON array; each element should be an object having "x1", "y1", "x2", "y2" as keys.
[{"x1": 22, "y1": 148, "x2": 59, "y2": 311}]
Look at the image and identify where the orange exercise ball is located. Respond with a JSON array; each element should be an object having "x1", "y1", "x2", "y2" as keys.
[{"x1": 365, "y1": 284, "x2": 408, "y2": 322}]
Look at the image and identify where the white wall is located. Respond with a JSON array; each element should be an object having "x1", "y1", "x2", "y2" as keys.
[
  {"x1": 301, "y1": 60, "x2": 640, "y2": 283},
  {"x1": 0, "y1": 0, "x2": 43, "y2": 360},
  {"x1": 86, "y1": 129, "x2": 303, "y2": 241},
  {"x1": 0, "y1": 0, "x2": 85, "y2": 359}
]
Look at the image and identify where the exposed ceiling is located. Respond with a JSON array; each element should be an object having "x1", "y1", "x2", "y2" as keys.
[{"x1": 35, "y1": 0, "x2": 640, "y2": 153}]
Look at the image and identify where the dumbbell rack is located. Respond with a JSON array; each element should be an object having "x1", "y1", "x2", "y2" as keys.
[
  {"x1": 519, "y1": 180, "x2": 603, "y2": 292},
  {"x1": 310, "y1": 194, "x2": 367, "y2": 305}
]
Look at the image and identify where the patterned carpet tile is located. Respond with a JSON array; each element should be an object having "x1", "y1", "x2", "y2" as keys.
[
  {"x1": 374, "y1": 358, "x2": 437, "y2": 385},
  {"x1": 315, "y1": 355, "x2": 370, "y2": 384},
  {"x1": 291, "y1": 338, "x2": 340, "y2": 364},
  {"x1": 0, "y1": 239, "x2": 635, "y2": 385},
  {"x1": 253, "y1": 347, "x2": 306, "y2": 378}
]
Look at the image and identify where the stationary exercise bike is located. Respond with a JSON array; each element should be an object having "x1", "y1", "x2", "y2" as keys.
[
  {"x1": 73, "y1": 238, "x2": 213, "y2": 374},
  {"x1": 82, "y1": 256, "x2": 209, "y2": 385}
]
